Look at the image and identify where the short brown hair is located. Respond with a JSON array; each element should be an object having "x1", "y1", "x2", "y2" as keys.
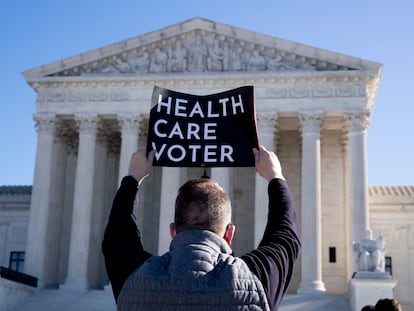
[{"x1": 174, "y1": 179, "x2": 231, "y2": 234}]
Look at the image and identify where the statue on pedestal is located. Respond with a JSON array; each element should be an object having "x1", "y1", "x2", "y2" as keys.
[{"x1": 353, "y1": 229, "x2": 386, "y2": 273}]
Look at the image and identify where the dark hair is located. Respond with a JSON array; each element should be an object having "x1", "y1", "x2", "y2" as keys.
[
  {"x1": 361, "y1": 305, "x2": 375, "y2": 311},
  {"x1": 375, "y1": 299, "x2": 402, "y2": 311},
  {"x1": 174, "y1": 179, "x2": 231, "y2": 234}
]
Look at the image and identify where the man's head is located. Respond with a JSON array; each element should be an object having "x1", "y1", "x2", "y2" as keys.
[
  {"x1": 170, "y1": 178, "x2": 234, "y2": 244},
  {"x1": 375, "y1": 299, "x2": 402, "y2": 311}
]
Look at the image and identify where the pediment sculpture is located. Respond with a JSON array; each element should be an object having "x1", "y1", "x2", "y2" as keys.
[{"x1": 50, "y1": 31, "x2": 354, "y2": 77}]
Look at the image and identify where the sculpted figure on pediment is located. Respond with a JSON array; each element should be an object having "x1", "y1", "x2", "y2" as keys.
[
  {"x1": 268, "y1": 53, "x2": 296, "y2": 71},
  {"x1": 149, "y1": 48, "x2": 168, "y2": 73},
  {"x1": 99, "y1": 62, "x2": 119, "y2": 74},
  {"x1": 115, "y1": 59, "x2": 134, "y2": 73},
  {"x1": 129, "y1": 51, "x2": 150, "y2": 72},
  {"x1": 246, "y1": 50, "x2": 266, "y2": 71},
  {"x1": 227, "y1": 45, "x2": 243, "y2": 71},
  {"x1": 167, "y1": 41, "x2": 187, "y2": 72},
  {"x1": 207, "y1": 41, "x2": 225, "y2": 71},
  {"x1": 98, "y1": 58, "x2": 133, "y2": 74},
  {"x1": 188, "y1": 38, "x2": 208, "y2": 72}
]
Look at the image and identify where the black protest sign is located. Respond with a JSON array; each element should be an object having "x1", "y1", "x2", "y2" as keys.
[{"x1": 146, "y1": 85, "x2": 258, "y2": 167}]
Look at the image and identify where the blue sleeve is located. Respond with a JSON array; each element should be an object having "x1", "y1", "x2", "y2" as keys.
[
  {"x1": 102, "y1": 176, "x2": 152, "y2": 302},
  {"x1": 241, "y1": 178, "x2": 302, "y2": 311}
]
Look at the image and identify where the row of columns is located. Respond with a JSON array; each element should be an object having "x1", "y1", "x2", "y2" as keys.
[
  {"x1": 26, "y1": 110, "x2": 370, "y2": 292},
  {"x1": 26, "y1": 113, "x2": 143, "y2": 289},
  {"x1": 297, "y1": 110, "x2": 370, "y2": 294}
]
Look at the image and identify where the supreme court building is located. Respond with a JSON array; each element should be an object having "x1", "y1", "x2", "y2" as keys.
[{"x1": 13, "y1": 18, "x2": 413, "y2": 308}]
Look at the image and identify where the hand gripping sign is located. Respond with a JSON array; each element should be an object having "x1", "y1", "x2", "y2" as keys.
[{"x1": 146, "y1": 85, "x2": 259, "y2": 167}]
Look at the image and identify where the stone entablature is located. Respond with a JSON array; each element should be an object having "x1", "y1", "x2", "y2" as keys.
[
  {"x1": 34, "y1": 79, "x2": 369, "y2": 100},
  {"x1": 0, "y1": 187, "x2": 32, "y2": 206},
  {"x1": 24, "y1": 18, "x2": 381, "y2": 112},
  {"x1": 369, "y1": 186, "x2": 414, "y2": 208}
]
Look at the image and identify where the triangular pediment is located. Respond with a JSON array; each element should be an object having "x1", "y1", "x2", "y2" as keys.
[{"x1": 23, "y1": 17, "x2": 381, "y2": 79}]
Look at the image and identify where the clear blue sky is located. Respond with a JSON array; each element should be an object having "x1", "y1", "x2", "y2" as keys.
[{"x1": 1, "y1": 0, "x2": 413, "y2": 186}]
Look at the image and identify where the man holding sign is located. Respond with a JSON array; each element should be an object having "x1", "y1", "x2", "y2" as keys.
[{"x1": 102, "y1": 87, "x2": 301, "y2": 311}]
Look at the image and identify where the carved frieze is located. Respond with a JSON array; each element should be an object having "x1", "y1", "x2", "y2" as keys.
[
  {"x1": 266, "y1": 84, "x2": 366, "y2": 99},
  {"x1": 37, "y1": 82, "x2": 367, "y2": 104}
]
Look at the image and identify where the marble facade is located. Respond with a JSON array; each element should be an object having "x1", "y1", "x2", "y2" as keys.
[{"x1": 21, "y1": 18, "x2": 387, "y2": 297}]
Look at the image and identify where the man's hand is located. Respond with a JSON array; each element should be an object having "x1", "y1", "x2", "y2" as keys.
[
  {"x1": 128, "y1": 149, "x2": 156, "y2": 184},
  {"x1": 253, "y1": 145, "x2": 285, "y2": 182}
]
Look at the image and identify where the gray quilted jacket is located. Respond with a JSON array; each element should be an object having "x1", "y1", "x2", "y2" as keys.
[{"x1": 117, "y1": 229, "x2": 270, "y2": 311}]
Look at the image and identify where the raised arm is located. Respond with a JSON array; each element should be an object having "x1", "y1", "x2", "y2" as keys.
[
  {"x1": 241, "y1": 146, "x2": 301, "y2": 311},
  {"x1": 102, "y1": 149, "x2": 155, "y2": 301}
]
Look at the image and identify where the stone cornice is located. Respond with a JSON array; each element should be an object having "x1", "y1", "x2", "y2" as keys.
[
  {"x1": 369, "y1": 186, "x2": 414, "y2": 197},
  {"x1": 28, "y1": 69, "x2": 378, "y2": 87},
  {"x1": 369, "y1": 186, "x2": 414, "y2": 208}
]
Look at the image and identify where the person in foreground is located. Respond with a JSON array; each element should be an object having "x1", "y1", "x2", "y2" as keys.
[
  {"x1": 361, "y1": 298, "x2": 403, "y2": 311},
  {"x1": 102, "y1": 145, "x2": 302, "y2": 311}
]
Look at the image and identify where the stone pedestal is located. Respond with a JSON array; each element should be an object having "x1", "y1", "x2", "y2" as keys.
[{"x1": 348, "y1": 273, "x2": 397, "y2": 311}]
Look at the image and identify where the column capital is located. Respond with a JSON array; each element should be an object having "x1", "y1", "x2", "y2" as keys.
[
  {"x1": 299, "y1": 111, "x2": 323, "y2": 134},
  {"x1": 344, "y1": 110, "x2": 371, "y2": 133},
  {"x1": 33, "y1": 113, "x2": 56, "y2": 133},
  {"x1": 117, "y1": 113, "x2": 141, "y2": 134},
  {"x1": 74, "y1": 113, "x2": 99, "y2": 134},
  {"x1": 117, "y1": 113, "x2": 141, "y2": 125},
  {"x1": 256, "y1": 113, "x2": 277, "y2": 131},
  {"x1": 55, "y1": 120, "x2": 79, "y2": 152}
]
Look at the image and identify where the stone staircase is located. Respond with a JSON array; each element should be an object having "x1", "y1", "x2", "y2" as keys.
[
  {"x1": 8, "y1": 288, "x2": 350, "y2": 311},
  {"x1": 8, "y1": 288, "x2": 116, "y2": 311}
]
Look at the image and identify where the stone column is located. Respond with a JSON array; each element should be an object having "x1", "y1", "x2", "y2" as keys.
[
  {"x1": 63, "y1": 114, "x2": 98, "y2": 289},
  {"x1": 158, "y1": 167, "x2": 181, "y2": 255},
  {"x1": 117, "y1": 114, "x2": 140, "y2": 185},
  {"x1": 25, "y1": 114, "x2": 56, "y2": 286},
  {"x1": 46, "y1": 127, "x2": 69, "y2": 287},
  {"x1": 298, "y1": 111, "x2": 326, "y2": 294},
  {"x1": 254, "y1": 114, "x2": 277, "y2": 246},
  {"x1": 211, "y1": 168, "x2": 231, "y2": 194},
  {"x1": 345, "y1": 111, "x2": 370, "y2": 253}
]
